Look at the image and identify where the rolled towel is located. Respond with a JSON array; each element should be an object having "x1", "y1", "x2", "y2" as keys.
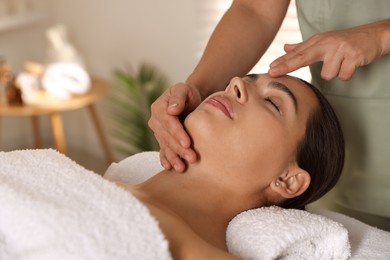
[
  {"x1": 42, "y1": 62, "x2": 91, "y2": 99},
  {"x1": 226, "y1": 206, "x2": 351, "y2": 260},
  {"x1": 308, "y1": 206, "x2": 390, "y2": 259}
]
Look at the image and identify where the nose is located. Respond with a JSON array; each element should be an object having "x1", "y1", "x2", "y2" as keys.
[{"x1": 226, "y1": 77, "x2": 248, "y2": 103}]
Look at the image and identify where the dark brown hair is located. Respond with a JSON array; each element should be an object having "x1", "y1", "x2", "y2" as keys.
[{"x1": 281, "y1": 79, "x2": 345, "y2": 210}]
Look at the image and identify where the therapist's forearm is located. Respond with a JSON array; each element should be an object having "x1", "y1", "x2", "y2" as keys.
[
  {"x1": 377, "y1": 18, "x2": 390, "y2": 55},
  {"x1": 186, "y1": 0, "x2": 290, "y2": 99}
]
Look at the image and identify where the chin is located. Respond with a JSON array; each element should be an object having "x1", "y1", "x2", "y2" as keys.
[
  {"x1": 183, "y1": 116, "x2": 201, "y2": 149},
  {"x1": 184, "y1": 112, "x2": 210, "y2": 138},
  {"x1": 184, "y1": 113, "x2": 215, "y2": 154}
]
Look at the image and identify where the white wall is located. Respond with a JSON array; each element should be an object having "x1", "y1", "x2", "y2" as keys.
[
  {"x1": 51, "y1": 0, "x2": 200, "y2": 82},
  {"x1": 1, "y1": 0, "x2": 207, "y2": 168}
]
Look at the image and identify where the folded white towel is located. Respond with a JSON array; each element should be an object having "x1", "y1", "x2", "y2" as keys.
[
  {"x1": 308, "y1": 207, "x2": 390, "y2": 260},
  {"x1": 226, "y1": 206, "x2": 350, "y2": 259},
  {"x1": 0, "y1": 149, "x2": 171, "y2": 260}
]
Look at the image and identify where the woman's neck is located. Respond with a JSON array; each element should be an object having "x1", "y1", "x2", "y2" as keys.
[{"x1": 130, "y1": 167, "x2": 265, "y2": 249}]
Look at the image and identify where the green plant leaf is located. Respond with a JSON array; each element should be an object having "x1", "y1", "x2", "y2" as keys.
[{"x1": 109, "y1": 63, "x2": 168, "y2": 157}]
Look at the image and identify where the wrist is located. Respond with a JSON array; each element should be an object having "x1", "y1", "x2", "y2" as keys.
[
  {"x1": 185, "y1": 77, "x2": 209, "y2": 101},
  {"x1": 378, "y1": 19, "x2": 390, "y2": 56}
]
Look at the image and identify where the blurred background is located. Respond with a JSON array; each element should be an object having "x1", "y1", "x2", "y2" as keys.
[{"x1": 0, "y1": 0, "x2": 307, "y2": 174}]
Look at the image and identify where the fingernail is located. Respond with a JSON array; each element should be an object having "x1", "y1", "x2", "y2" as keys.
[
  {"x1": 169, "y1": 103, "x2": 178, "y2": 108},
  {"x1": 173, "y1": 163, "x2": 181, "y2": 172},
  {"x1": 180, "y1": 140, "x2": 186, "y2": 147},
  {"x1": 269, "y1": 67, "x2": 279, "y2": 73},
  {"x1": 184, "y1": 153, "x2": 191, "y2": 161}
]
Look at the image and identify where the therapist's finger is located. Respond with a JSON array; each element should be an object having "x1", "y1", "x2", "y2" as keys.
[
  {"x1": 320, "y1": 49, "x2": 356, "y2": 81},
  {"x1": 283, "y1": 43, "x2": 300, "y2": 53},
  {"x1": 148, "y1": 116, "x2": 190, "y2": 171},
  {"x1": 164, "y1": 148, "x2": 187, "y2": 173},
  {"x1": 151, "y1": 113, "x2": 196, "y2": 162},
  {"x1": 159, "y1": 117, "x2": 197, "y2": 162},
  {"x1": 158, "y1": 131, "x2": 194, "y2": 173},
  {"x1": 269, "y1": 46, "x2": 321, "y2": 77},
  {"x1": 150, "y1": 86, "x2": 191, "y2": 150},
  {"x1": 167, "y1": 82, "x2": 201, "y2": 117},
  {"x1": 270, "y1": 41, "x2": 313, "y2": 67},
  {"x1": 165, "y1": 83, "x2": 201, "y2": 149},
  {"x1": 338, "y1": 59, "x2": 356, "y2": 81},
  {"x1": 320, "y1": 51, "x2": 343, "y2": 80},
  {"x1": 159, "y1": 149, "x2": 173, "y2": 170},
  {"x1": 167, "y1": 83, "x2": 190, "y2": 116}
]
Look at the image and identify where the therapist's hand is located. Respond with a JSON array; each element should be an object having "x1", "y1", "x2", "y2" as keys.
[
  {"x1": 149, "y1": 82, "x2": 201, "y2": 172},
  {"x1": 268, "y1": 19, "x2": 390, "y2": 80}
]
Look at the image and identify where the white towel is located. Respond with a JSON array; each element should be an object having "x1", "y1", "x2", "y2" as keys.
[
  {"x1": 0, "y1": 149, "x2": 171, "y2": 260},
  {"x1": 105, "y1": 151, "x2": 164, "y2": 184},
  {"x1": 226, "y1": 206, "x2": 350, "y2": 260},
  {"x1": 42, "y1": 62, "x2": 91, "y2": 100},
  {"x1": 308, "y1": 207, "x2": 390, "y2": 260}
]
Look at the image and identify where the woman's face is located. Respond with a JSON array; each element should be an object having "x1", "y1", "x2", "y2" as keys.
[{"x1": 184, "y1": 74, "x2": 318, "y2": 189}]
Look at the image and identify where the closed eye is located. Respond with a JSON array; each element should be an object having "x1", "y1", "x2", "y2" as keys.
[{"x1": 265, "y1": 98, "x2": 280, "y2": 112}]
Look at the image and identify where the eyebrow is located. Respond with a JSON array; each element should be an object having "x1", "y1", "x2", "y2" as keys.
[
  {"x1": 244, "y1": 74, "x2": 298, "y2": 113},
  {"x1": 245, "y1": 74, "x2": 258, "y2": 81},
  {"x1": 268, "y1": 81, "x2": 298, "y2": 113}
]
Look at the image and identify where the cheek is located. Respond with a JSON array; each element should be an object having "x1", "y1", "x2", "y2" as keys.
[
  {"x1": 183, "y1": 110, "x2": 227, "y2": 149},
  {"x1": 209, "y1": 125, "x2": 287, "y2": 186},
  {"x1": 229, "y1": 123, "x2": 283, "y2": 168},
  {"x1": 184, "y1": 108, "x2": 292, "y2": 176},
  {"x1": 219, "y1": 121, "x2": 286, "y2": 173}
]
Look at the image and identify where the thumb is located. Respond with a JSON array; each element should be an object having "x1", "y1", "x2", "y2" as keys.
[{"x1": 167, "y1": 82, "x2": 199, "y2": 116}]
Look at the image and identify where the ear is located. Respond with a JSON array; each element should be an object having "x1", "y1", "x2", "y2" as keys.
[{"x1": 270, "y1": 165, "x2": 311, "y2": 199}]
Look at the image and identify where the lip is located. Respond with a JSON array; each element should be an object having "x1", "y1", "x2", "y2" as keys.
[{"x1": 205, "y1": 95, "x2": 234, "y2": 119}]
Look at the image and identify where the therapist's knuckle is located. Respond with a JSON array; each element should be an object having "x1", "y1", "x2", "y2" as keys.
[
  {"x1": 150, "y1": 101, "x2": 160, "y2": 114},
  {"x1": 309, "y1": 33, "x2": 324, "y2": 44}
]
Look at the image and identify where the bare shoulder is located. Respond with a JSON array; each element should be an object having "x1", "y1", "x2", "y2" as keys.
[
  {"x1": 145, "y1": 202, "x2": 238, "y2": 260},
  {"x1": 112, "y1": 182, "x2": 238, "y2": 259}
]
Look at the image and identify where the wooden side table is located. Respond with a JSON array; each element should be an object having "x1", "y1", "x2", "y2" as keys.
[{"x1": 0, "y1": 78, "x2": 114, "y2": 164}]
